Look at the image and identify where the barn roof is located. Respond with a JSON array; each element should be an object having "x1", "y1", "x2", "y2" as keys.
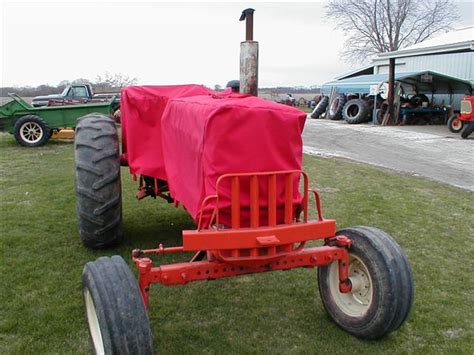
[
  {"x1": 321, "y1": 70, "x2": 473, "y2": 95},
  {"x1": 377, "y1": 26, "x2": 474, "y2": 59}
]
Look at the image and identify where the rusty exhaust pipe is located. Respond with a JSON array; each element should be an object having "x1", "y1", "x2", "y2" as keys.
[{"x1": 239, "y1": 8, "x2": 258, "y2": 96}]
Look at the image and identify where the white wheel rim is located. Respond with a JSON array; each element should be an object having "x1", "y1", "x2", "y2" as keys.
[
  {"x1": 328, "y1": 255, "x2": 373, "y2": 317},
  {"x1": 84, "y1": 288, "x2": 105, "y2": 355},
  {"x1": 19, "y1": 122, "x2": 43, "y2": 144},
  {"x1": 451, "y1": 119, "x2": 462, "y2": 130}
]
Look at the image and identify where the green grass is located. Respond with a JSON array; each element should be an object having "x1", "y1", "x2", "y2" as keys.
[
  {"x1": 298, "y1": 106, "x2": 313, "y2": 113},
  {"x1": 0, "y1": 132, "x2": 473, "y2": 354}
]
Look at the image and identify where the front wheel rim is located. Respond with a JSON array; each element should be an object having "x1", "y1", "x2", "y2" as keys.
[
  {"x1": 19, "y1": 122, "x2": 43, "y2": 143},
  {"x1": 451, "y1": 119, "x2": 463, "y2": 131},
  {"x1": 84, "y1": 288, "x2": 105, "y2": 355},
  {"x1": 328, "y1": 255, "x2": 373, "y2": 317}
]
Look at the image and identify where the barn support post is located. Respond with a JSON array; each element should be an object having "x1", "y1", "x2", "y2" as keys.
[
  {"x1": 386, "y1": 58, "x2": 396, "y2": 125},
  {"x1": 239, "y1": 8, "x2": 258, "y2": 96}
]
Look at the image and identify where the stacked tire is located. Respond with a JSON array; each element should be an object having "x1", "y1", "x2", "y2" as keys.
[
  {"x1": 75, "y1": 114, "x2": 123, "y2": 249},
  {"x1": 310, "y1": 96, "x2": 329, "y2": 119},
  {"x1": 342, "y1": 99, "x2": 370, "y2": 124},
  {"x1": 328, "y1": 94, "x2": 346, "y2": 120}
]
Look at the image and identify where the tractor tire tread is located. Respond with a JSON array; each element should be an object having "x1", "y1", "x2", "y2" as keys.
[
  {"x1": 461, "y1": 124, "x2": 474, "y2": 139},
  {"x1": 75, "y1": 114, "x2": 122, "y2": 249},
  {"x1": 351, "y1": 226, "x2": 414, "y2": 332},
  {"x1": 82, "y1": 256, "x2": 153, "y2": 354},
  {"x1": 311, "y1": 96, "x2": 329, "y2": 119},
  {"x1": 342, "y1": 99, "x2": 370, "y2": 124},
  {"x1": 328, "y1": 94, "x2": 347, "y2": 120},
  {"x1": 318, "y1": 226, "x2": 413, "y2": 339}
]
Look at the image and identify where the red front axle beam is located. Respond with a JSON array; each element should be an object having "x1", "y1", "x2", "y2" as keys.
[
  {"x1": 134, "y1": 234, "x2": 352, "y2": 308},
  {"x1": 132, "y1": 171, "x2": 353, "y2": 308}
]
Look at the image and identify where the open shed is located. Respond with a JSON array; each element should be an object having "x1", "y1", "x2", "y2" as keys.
[
  {"x1": 321, "y1": 71, "x2": 472, "y2": 98},
  {"x1": 321, "y1": 71, "x2": 472, "y2": 109}
]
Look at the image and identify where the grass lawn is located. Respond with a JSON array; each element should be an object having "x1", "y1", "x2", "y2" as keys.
[
  {"x1": 298, "y1": 105, "x2": 313, "y2": 113},
  {"x1": 0, "y1": 132, "x2": 473, "y2": 354}
]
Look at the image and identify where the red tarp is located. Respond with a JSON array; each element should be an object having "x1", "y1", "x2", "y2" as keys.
[
  {"x1": 120, "y1": 85, "x2": 212, "y2": 179},
  {"x1": 161, "y1": 93, "x2": 307, "y2": 227}
]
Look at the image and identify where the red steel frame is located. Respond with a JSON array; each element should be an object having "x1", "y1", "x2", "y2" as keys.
[{"x1": 132, "y1": 170, "x2": 353, "y2": 308}]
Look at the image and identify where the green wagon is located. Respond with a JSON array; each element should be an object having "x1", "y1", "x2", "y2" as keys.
[{"x1": 0, "y1": 93, "x2": 119, "y2": 147}]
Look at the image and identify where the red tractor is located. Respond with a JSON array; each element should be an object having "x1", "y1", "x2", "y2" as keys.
[
  {"x1": 447, "y1": 96, "x2": 474, "y2": 138},
  {"x1": 75, "y1": 85, "x2": 414, "y2": 354}
]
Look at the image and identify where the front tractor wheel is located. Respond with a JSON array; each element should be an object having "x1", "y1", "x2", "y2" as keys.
[
  {"x1": 318, "y1": 227, "x2": 414, "y2": 339},
  {"x1": 447, "y1": 115, "x2": 464, "y2": 133},
  {"x1": 75, "y1": 114, "x2": 122, "y2": 248},
  {"x1": 82, "y1": 256, "x2": 153, "y2": 354}
]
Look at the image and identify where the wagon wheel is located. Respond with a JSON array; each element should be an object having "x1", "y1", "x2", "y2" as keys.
[
  {"x1": 447, "y1": 115, "x2": 464, "y2": 133},
  {"x1": 318, "y1": 226, "x2": 414, "y2": 339},
  {"x1": 82, "y1": 256, "x2": 153, "y2": 354},
  {"x1": 13, "y1": 115, "x2": 51, "y2": 147}
]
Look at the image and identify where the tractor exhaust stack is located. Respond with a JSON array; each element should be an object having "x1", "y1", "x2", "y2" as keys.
[{"x1": 239, "y1": 8, "x2": 258, "y2": 96}]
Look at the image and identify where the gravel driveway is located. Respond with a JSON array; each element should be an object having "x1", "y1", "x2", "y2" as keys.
[{"x1": 302, "y1": 119, "x2": 474, "y2": 191}]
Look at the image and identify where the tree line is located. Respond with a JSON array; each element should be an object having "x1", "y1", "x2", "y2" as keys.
[{"x1": 0, "y1": 72, "x2": 137, "y2": 97}]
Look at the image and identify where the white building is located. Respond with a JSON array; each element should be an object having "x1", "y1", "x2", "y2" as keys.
[
  {"x1": 327, "y1": 27, "x2": 473, "y2": 109},
  {"x1": 373, "y1": 26, "x2": 473, "y2": 83}
]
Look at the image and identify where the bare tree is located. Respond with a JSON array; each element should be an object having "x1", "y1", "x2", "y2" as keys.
[
  {"x1": 94, "y1": 72, "x2": 137, "y2": 91},
  {"x1": 72, "y1": 78, "x2": 91, "y2": 85},
  {"x1": 326, "y1": 0, "x2": 459, "y2": 63}
]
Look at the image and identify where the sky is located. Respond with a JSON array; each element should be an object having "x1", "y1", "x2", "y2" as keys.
[{"x1": 1, "y1": 0, "x2": 473, "y2": 88}]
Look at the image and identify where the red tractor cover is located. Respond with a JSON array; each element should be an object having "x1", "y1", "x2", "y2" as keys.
[
  {"x1": 161, "y1": 93, "x2": 307, "y2": 227},
  {"x1": 120, "y1": 85, "x2": 212, "y2": 179}
]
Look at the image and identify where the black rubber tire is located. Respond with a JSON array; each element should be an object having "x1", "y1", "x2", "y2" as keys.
[
  {"x1": 13, "y1": 115, "x2": 51, "y2": 147},
  {"x1": 328, "y1": 94, "x2": 346, "y2": 120},
  {"x1": 409, "y1": 94, "x2": 429, "y2": 107},
  {"x1": 318, "y1": 226, "x2": 414, "y2": 340},
  {"x1": 461, "y1": 123, "x2": 474, "y2": 139},
  {"x1": 75, "y1": 114, "x2": 123, "y2": 249},
  {"x1": 342, "y1": 99, "x2": 370, "y2": 124},
  {"x1": 447, "y1": 115, "x2": 464, "y2": 133},
  {"x1": 310, "y1": 96, "x2": 329, "y2": 119},
  {"x1": 82, "y1": 256, "x2": 153, "y2": 354}
]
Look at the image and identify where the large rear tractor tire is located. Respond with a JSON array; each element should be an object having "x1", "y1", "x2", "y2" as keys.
[
  {"x1": 328, "y1": 94, "x2": 347, "y2": 120},
  {"x1": 342, "y1": 99, "x2": 370, "y2": 124},
  {"x1": 75, "y1": 114, "x2": 123, "y2": 249},
  {"x1": 82, "y1": 256, "x2": 154, "y2": 354},
  {"x1": 318, "y1": 227, "x2": 414, "y2": 339},
  {"x1": 13, "y1": 115, "x2": 51, "y2": 147}
]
